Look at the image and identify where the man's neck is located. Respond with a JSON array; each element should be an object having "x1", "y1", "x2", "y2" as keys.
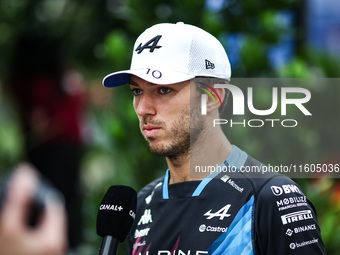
[
  {"x1": 166, "y1": 128, "x2": 232, "y2": 185},
  {"x1": 166, "y1": 153, "x2": 192, "y2": 184}
]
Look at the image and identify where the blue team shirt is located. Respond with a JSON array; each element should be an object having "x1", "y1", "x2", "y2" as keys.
[{"x1": 127, "y1": 146, "x2": 326, "y2": 255}]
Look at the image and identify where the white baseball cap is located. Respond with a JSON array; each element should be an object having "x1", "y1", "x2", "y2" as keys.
[{"x1": 102, "y1": 22, "x2": 231, "y2": 87}]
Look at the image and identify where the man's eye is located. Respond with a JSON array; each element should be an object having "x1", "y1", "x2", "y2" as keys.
[
  {"x1": 159, "y1": 87, "x2": 172, "y2": 94},
  {"x1": 131, "y1": 88, "x2": 142, "y2": 96}
]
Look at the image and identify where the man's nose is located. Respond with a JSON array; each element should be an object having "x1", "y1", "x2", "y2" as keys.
[{"x1": 135, "y1": 94, "x2": 156, "y2": 117}]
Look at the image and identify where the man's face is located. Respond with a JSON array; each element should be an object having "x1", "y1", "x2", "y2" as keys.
[{"x1": 129, "y1": 76, "x2": 202, "y2": 158}]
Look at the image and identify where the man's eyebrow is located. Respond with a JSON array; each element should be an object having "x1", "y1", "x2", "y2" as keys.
[
  {"x1": 129, "y1": 79, "x2": 158, "y2": 87},
  {"x1": 129, "y1": 80, "x2": 140, "y2": 87}
]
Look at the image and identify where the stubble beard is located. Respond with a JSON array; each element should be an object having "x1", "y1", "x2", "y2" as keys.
[{"x1": 143, "y1": 105, "x2": 205, "y2": 160}]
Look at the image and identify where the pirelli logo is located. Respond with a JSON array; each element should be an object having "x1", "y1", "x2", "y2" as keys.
[{"x1": 281, "y1": 210, "x2": 313, "y2": 225}]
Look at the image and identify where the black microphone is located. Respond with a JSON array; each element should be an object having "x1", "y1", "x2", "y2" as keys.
[{"x1": 96, "y1": 185, "x2": 137, "y2": 255}]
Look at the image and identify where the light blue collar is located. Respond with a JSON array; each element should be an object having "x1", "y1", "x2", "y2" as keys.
[{"x1": 162, "y1": 145, "x2": 248, "y2": 199}]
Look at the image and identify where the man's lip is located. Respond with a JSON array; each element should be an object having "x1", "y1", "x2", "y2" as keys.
[
  {"x1": 143, "y1": 125, "x2": 160, "y2": 130},
  {"x1": 142, "y1": 125, "x2": 161, "y2": 138}
]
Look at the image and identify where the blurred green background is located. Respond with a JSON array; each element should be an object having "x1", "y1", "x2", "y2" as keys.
[{"x1": 0, "y1": 0, "x2": 339, "y2": 254}]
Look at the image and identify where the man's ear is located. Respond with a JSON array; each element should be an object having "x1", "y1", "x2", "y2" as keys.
[{"x1": 206, "y1": 87, "x2": 226, "y2": 113}]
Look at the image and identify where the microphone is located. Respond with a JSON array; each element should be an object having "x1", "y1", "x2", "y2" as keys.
[{"x1": 96, "y1": 185, "x2": 137, "y2": 255}]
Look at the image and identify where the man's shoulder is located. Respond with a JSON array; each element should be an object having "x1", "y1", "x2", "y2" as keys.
[
  {"x1": 137, "y1": 176, "x2": 163, "y2": 200},
  {"x1": 240, "y1": 155, "x2": 302, "y2": 196}
]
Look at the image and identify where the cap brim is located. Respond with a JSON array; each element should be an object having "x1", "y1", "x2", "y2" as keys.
[{"x1": 102, "y1": 68, "x2": 195, "y2": 88}]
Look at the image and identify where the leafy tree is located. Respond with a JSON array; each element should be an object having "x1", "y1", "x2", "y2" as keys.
[{"x1": 0, "y1": 0, "x2": 339, "y2": 253}]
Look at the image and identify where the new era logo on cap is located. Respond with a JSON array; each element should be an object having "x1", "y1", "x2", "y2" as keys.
[{"x1": 205, "y1": 59, "x2": 215, "y2": 69}]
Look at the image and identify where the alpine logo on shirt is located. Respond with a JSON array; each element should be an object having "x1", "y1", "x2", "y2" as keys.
[{"x1": 204, "y1": 204, "x2": 231, "y2": 220}]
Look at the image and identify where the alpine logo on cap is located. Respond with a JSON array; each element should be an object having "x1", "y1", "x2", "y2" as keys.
[
  {"x1": 205, "y1": 59, "x2": 215, "y2": 69},
  {"x1": 135, "y1": 35, "x2": 162, "y2": 54}
]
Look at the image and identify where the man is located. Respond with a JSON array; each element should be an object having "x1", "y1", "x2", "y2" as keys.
[{"x1": 103, "y1": 22, "x2": 326, "y2": 254}]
